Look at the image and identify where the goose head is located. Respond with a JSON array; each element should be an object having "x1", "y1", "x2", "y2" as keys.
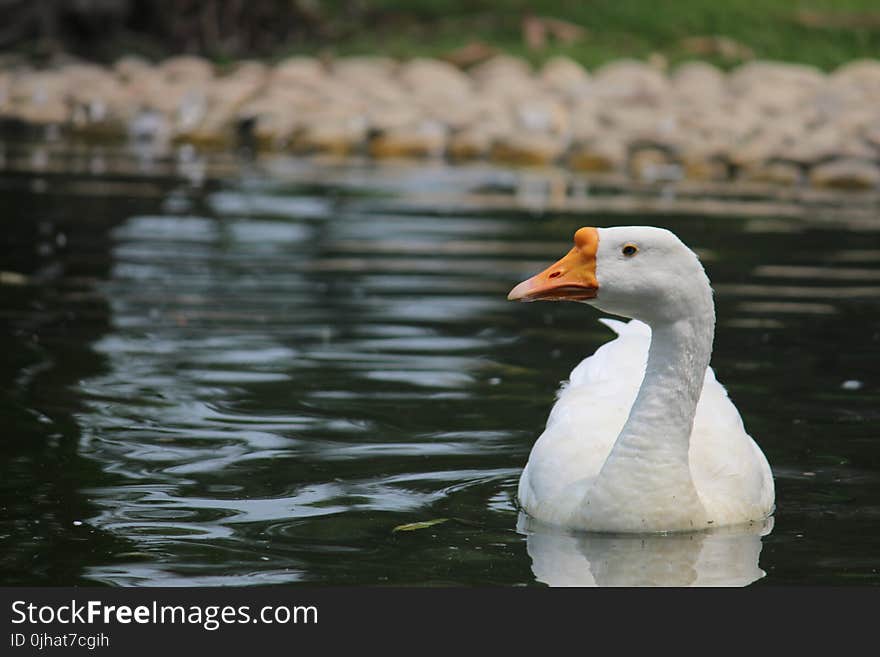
[{"x1": 507, "y1": 226, "x2": 711, "y2": 324}]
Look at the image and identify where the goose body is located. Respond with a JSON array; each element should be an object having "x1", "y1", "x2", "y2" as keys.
[{"x1": 509, "y1": 226, "x2": 774, "y2": 533}]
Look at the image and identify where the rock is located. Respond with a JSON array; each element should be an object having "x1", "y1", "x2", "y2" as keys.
[
  {"x1": 829, "y1": 59, "x2": 880, "y2": 100},
  {"x1": 236, "y1": 93, "x2": 303, "y2": 148},
  {"x1": 364, "y1": 102, "x2": 422, "y2": 133},
  {"x1": 56, "y1": 63, "x2": 131, "y2": 133},
  {"x1": 4, "y1": 53, "x2": 880, "y2": 190},
  {"x1": 448, "y1": 125, "x2": 495, "y2": 160},
  {"x1": 568, "y1": 103, "x2": 601, "y2": 141},
  {"x1": 369, "y1": 121, "x2": 447, "y2": 158},
  {"x1": 863, "y1": 124, "x2": 880, "y2": 152},
  {"x1": 480, "y1": 73, "x2": 541, "y2": 104},
  {"x1": 671, "y1": 133, "x2": 733, "y2": 180},
  {"x1": 592, "y1": 59, "x2": 671, "y2": 105},
  {"x1": 472, "y1": 56, "x2": 538, "y2": 105},
  {"x1": 514, "y1": 98, "x2": 568, "y2": 135},
  {"x1": 683, "y1": 102, "x2": 762, "y2": 144},
  {"x1": 490, "y1": 132, "x2": 567, "y2": 166},
  {"x1": 116, "y1": 59, "x2": 215, "y2": 135},
  {"x1": 174, "y1": 71, "x2": 268, "y2": 147},
  {"x1": 327, "y1": 61, "x2": 401, "y2": 110},
  {"x1": 728, "y1": 61, "x2": 826, "y2": 116},
  {"x1": 729, "y1": 61, "x2": 825, "y2": 95},
  {"x1": 447, "y1": 107, "x2": 515, "y2": 158},
  {"x1": 809, "y1": 158, "x2": 880, "y2": 189},
  {"x1": 681, "y1": 154, "x2": 730, "y2": 181},
  {"x1": 160, "y1": 55, "x2": 214, "y2": 83},
  {"x1": 114, "y1": 55, "x2": 153, "y2": 84},
  {"x1": 229, "y1": 60, "x2": 268, "y2": 81},
  {"x1": 291, "y1": 115, "x2": 368, "y2": 155},
  {"x1": 415, "y1": 96, "x2": 488, "y2": 131},
  {"x1": 776, "y1": 124, "x2": 839, "y2": 165},
  {"x1": 728, "y1": 131, "x2": 789, "y2": 169},
  {"x1": 740, "y1": 161, "x2": 803, "y2": 185},
  {"x1": 419, "y1": 94, "x2": 508, "y2": 131},
  {"x1": 601, "y1": 104, "x2": 679, "y2": 144},
  {"x1": 568, "y1": 138, "x2": 626, "y2": 172},
  {"x1": 825, "y1": 109, "x2": 880, "y2": 160},
  {"x1": 331, "y1": 56, "x2": 398, "y2": 83},
  {"x1": 399, "y1": 58, "x2": 472, "y2": 98},
  {"x1": 672, "y1": 62, "x2": 726, "y2": 103},
  {"x1": 272, "y1": 56, "x2": 326, "y2": 86},
  {"x1": 743, "y1": 84, "x2": 814, "y2": 116},
  {"x1": 539, "y1": 56, "x2": 590, "y2": 98},
  {"x1": 0, "y1": 72, "x2": 11, "y2": 115},
  {"x1": 8, "y1": 70, "x2": 68, "y2": 125}
]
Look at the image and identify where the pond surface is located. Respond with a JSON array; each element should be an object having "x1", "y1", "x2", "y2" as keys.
[{"x1": 1, "y1": 141, "x2": 879, "y2": 586}]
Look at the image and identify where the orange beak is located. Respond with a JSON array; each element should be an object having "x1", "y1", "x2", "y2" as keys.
[{"x1": 508, "y1": 227, "x2": 599, "y2": 302}]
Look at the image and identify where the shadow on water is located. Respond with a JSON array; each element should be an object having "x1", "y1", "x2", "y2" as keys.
[{"x1": 1, "y1": 139, "x2": 879, "y2": 586}]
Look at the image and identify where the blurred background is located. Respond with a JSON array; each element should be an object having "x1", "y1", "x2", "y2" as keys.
[{"x1": 2, "y1": 0, "x2": 880, "y2": 68}]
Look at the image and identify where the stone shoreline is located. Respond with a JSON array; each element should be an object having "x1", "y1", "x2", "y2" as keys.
[{"x1": 3, "y1": 53, "x2": 880, "y2": 190}]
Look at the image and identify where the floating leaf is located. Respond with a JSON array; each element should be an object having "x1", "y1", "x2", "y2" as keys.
[
  {"x1": 0, "y1": 271, "x2": 28, "y2": 286},
  {"x1": 392, "y1": 518, "x2": 449, "y2": 533}
]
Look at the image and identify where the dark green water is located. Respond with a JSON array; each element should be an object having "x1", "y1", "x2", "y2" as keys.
[{"x1": 1, "y1": 141, "x2": 879, "y2": 586}]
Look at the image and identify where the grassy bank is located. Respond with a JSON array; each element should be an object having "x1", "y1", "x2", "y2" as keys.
[
  {"x1": 297, "y1": 0, "x2": 880, "y2": 70},
  {"x1": 7, "y1": 1, "x2": 880, "y2": 71}
]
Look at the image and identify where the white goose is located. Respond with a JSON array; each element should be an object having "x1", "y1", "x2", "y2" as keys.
[{"x1": 508, "y1": 226, "x2": 774, "y2": 533}]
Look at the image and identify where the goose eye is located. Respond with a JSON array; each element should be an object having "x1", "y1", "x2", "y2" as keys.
[{"x1": 622, "y1": 244, "x2": 638, "y2": 257}]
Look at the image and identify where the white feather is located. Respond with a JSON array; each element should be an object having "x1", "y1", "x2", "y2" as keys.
[
  {"x1": 516, "y1": 226, "x2": 774, "y2": 532},
  {"x1": 519, "y1": 317, "x2": 774, "y2": 529}
]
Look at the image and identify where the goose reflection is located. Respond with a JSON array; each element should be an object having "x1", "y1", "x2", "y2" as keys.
[{"x1": 519, "y1": 513, "x2": 773, "y2": 587}]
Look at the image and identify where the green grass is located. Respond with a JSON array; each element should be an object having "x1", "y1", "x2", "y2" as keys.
[{"x1": 289, "y1": 0, "x2": 880, "y2": 70}]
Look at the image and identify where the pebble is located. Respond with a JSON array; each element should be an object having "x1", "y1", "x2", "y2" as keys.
[
  {"x1": 741, "y1": 161, "x2": 803, "y2": 186},
  {"x1": 568, "y1": 138, "x2": 626, "y2": 172},
  {"x1": 490, "y1": 133, "x2": 567, "y2": 166},
  {"x1": 448, "y1": 126, "x2": 494, "y2": 160},
  {"x1": 810, "y1": 158, "x2": 880, "y2": 190},
  {"x1": 369, "y1": 121, "x2": 447, "y2": 159}
]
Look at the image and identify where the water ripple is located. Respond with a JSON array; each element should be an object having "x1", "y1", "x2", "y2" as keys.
[{"x1": 48, "y1": 161, "x2": 879, "y2": 586}]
